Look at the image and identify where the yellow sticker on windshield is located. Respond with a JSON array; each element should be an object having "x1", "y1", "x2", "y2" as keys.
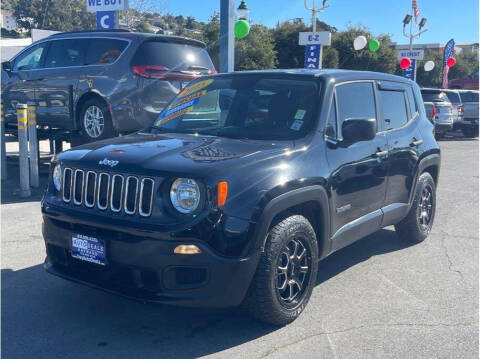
[
  {"x1": 178, "y1": 79, "x2": 213, "y2": 98},
  {"x1": 168, "y1": 90, "x2": 206, "y2": 110}
]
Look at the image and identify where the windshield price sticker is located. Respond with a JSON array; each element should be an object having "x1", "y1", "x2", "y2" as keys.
[
  {"x1": 156, "y1": 106, "x2": 194, "y2": 126},
  {"x1": 178, "y1": 79, "x2": 214, "y2": 98},
  {"x1": 295, "y1": 109, "x2": 307, "y2": 120},
  {"x1": 290, "y1": 120, "x2": 304, "y2": 131},
  {"x1": 168, "y1": 90, "x2": 206, "y2": 110},
  {"x1": 162, "y1": 98, "x2": 199, "y2": 119}
]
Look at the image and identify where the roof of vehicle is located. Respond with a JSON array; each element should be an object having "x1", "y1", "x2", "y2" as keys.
[
  {"x1": 421, "y1": 88, "x2": 448, "y2": 92},
  {"x1": 211, "y1": 68, "x2": 415, "y2": 84},
  {"x1": 49, "y1": 30, "x2": 207, "y2": 48}
]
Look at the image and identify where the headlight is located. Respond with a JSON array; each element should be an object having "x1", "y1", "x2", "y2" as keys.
[
  {"x1": 170, "y1": 178, "x2": 201, "y2": 214},
  {"x1": 52, "y1": 164, "x2": 62, "y2": 191}
]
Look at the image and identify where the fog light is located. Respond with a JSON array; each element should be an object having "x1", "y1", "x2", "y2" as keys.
[{"x1": 174, "y1": 244, "x2": 202, "y2": 255}]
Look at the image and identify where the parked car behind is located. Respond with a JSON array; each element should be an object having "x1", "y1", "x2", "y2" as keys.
[
  {"x1": 1, "y1": 30, "x2": 215, "y2": 143},
  {"x1": 442, "y1": 89, "x2": 464, "y2": 129},
  {"x1": 421, "y1": 88, "x2": 455, "y2": 138},
  {"x1": 457, "y1": 90, "x2": 479, "y2": 138}
]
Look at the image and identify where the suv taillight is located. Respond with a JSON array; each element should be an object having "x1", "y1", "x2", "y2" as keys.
[
  {"x1": 132, "y1": 65, "x2": 198, "y2": 80},
  {"x1": 431, "y1": 105, "x2": 436, "y2": 120},
  {"x1": 459, "y1": 105, "x2": 465, "y2": 113}
]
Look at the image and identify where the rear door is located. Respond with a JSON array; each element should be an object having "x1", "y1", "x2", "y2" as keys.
[
  {"x1": 131, "y1": 40, "x2": 216, "y2": 126},
  {"x1": 36, "y1": 38, "x2": 89, "y2": 128},
  {"x1": 379, "y1": 81, "x2": 422, "y2": 226},
  {"x1": 1, "y1": 42, "x2": 48, "y2": 124}
]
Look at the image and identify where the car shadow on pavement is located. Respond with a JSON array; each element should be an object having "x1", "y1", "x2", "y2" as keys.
[{"x1": 1, "y1": 229, "x2": 413, "y2": 359}]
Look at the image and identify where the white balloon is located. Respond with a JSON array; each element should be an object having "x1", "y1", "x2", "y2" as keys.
[
  {"x1": 424, "y1": 60, "x2": 435, "y2": 72},
  {"x1": 353, "y1": 36, "x2": 368, "y2": 51}
]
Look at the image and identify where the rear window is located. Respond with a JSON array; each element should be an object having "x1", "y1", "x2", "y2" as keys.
[
  {"x1": 445, "y1": 91, "x2": 461, "y2": 104},
  {"x1": 85, "y1": 38, "x2": 128, "y2": 65},
  {"x1": 460, "y1": 91, "x2": 479, "y2": 102},
  {"x1": 421, "y1": 91, "x2": 450, "y2": 103},
  {"x1": 132, "y1": 41, "x2": 214, "y2": 71}
]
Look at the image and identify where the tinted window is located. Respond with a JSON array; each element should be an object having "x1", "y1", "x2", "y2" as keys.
[
  {"x1": 460, "y1": 91, "x2": 479, "y2": 102},
  {"x1": 336, "y1": 82, "x2": 376, "y2": 137},
  {"x1": 421, "y1": 91, "x2": 450, "y2": 103},
  {"x1": 379, "y1": 90, "x2": 408, "y2": 130},
  {"x1": 85, "y1": 38, "x2": 128, "y2": 65},
  {"x1": 445, "y1": 91, "x2": 461, "y2": 104},
  {"x1": 406, "y1": 86, "x2": 418, "y2": 119},
  {"x1": 133, "y1": 41, "x2": 215, "y2": 71},
  {"x1": 44, "y1": 39, "x2": 88, "y2": 68},
  {"x1": 325, "y1": 96, "x2": 337, "y2": 138},
  {"x1": 13, "y1": 43, "x2": 47, "y2": 71},
  {"x1": 153, "y1": 77, "x2": 319, "y2": 140}
]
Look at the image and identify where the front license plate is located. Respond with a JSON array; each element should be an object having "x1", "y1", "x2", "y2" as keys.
[{"x1": 71, "y1": 234, "x2": 106, "y2": 266}]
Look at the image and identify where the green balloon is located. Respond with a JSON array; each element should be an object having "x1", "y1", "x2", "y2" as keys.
[
  {"x1": 369, "y1": 39, "x2": 380, "y2": 52},
  {"x1": 234, "y1": 20, "x2": 250, "y2": 39}
]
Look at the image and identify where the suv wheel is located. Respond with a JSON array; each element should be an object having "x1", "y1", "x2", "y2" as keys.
[
  {"x1": 80, "y1": 99, "x2": 115, "y2": 141},
  {"x1": 242, "y1": 215, "x2": 318, "y2": 325},
  {"x1": 395, "y1": 172, "x2": 436, "y2": 243},
  {"x1": 461, "y1": 127, "x2": 479, "y2": 138}
]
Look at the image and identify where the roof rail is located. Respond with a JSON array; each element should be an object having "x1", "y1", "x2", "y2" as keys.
[{"x1": 50, "y1": 29, "x2": 131, "y2": 37}]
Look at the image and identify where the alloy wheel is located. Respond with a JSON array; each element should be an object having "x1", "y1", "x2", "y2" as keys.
[
  {"x1": 83, "y1": 105, "x2": 105, "y2": 138},
  {"x1": 418, "y1": 185, "x2": 434, "y2": 230}
]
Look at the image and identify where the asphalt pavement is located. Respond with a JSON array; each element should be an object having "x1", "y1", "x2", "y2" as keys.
[{"x1": 1, "y1": 135, "x2": 478, "y2": 358}]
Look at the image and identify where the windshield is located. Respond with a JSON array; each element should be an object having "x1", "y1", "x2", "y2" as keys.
[
  {"x1": 460, "y1": 91, "x2": 479, "y2": 102},
  {"x1": 421, "y1": 91, "x2": 450, "y2": 103},
  {"x1": 445, "y1": 91, "x2": 461, "y2": 104},
  {"x1": 152, "y1": 76, "x2": 320, "y2": 140}
]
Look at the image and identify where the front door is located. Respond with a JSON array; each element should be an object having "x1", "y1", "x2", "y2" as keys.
[
  {"x1": 1, "y1": 42, "x2": 48, "y2": 124},
  {"x1": 325, "y1": 81, "x2": 388, "y2": 250}
]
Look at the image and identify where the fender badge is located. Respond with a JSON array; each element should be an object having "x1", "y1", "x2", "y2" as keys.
[{"x1": 99, "y1": 158, "x2": 119, "y2": 167}]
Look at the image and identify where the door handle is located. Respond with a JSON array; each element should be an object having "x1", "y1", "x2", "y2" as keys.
[
  {"x1": 375, "y1": 148, "x2": 389, "y2": 158},
  {"x1": 410, "y1": 138, "x2": 423, "y2": 147}
]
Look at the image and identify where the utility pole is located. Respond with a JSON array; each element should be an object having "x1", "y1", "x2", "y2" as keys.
[
  {"x1": 303, "y1": 0, "x2": 329, "y2": 68},
  {"x1": 220, "y1": 0, "x2": 235, "y2": 73}
]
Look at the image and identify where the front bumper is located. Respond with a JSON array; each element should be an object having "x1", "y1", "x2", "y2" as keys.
[{"x1": 42, "y1": 210, "x2": 260, "y2": 308}]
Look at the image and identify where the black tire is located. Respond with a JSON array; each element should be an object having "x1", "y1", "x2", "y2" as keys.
[
  {"x1": 241, "y1": 215, "x2": 318, "y2": 325},
  {"x1": 395, "y1": 172, "x2": 436, "y2": 243},
  {"x1": 461, "y1": 127, "x2": 479, "y2": 138},
  {"x1": 79, "y1": 98, "x2": 116, "y2": 142}
]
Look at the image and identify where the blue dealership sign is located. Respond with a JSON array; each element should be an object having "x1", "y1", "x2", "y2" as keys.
[
  {"x1": 402, "y1": 59, "x2": 416, "y2": 81},
  {"x1": 96, "y1": 11, "x2": 115, "y2": 29},
  {"x1": 304, "y1": 45, "x2": 321, "y2": 69}
]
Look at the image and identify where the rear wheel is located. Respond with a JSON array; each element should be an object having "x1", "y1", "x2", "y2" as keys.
[
  {"x1": 242, "y1": 215, "x2": 318, "y2": 325},
  {"x1": 79, "y1": 98, "x2": 115, "y2": 142},
  {"x1": 395, "y1": 172, "x2": 436, "y2": 243}
]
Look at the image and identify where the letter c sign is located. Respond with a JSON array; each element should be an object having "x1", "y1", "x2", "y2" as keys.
[{"x1": 96, "y1": 11, "x2": 115, "y2": 29}]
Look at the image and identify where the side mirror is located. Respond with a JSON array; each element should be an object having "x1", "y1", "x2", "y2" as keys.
[
  {"x1": 2, "y1": 61, "x2": 12, "y2": 72},
  {"x1": 341, "y1": 118, "x2": 376, "y2": 146}
]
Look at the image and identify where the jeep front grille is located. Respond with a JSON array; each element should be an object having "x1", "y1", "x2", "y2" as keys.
[{"x1": 62, "y1": 168, "x2": 155, "y2": 217}]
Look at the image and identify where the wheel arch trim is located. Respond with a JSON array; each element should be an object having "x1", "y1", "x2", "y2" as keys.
[{"x1": 251, "y1": 185, "x2": 331, "y2": 259}]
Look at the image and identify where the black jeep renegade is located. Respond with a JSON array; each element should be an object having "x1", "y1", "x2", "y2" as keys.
[{"x1": 42, "y1": 69, "x2": 440, "y2": 325}]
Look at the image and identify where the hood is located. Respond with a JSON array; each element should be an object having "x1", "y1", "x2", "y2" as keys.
[{"x1": 57, "y1": 132, "x2": 291, "y2": 177}]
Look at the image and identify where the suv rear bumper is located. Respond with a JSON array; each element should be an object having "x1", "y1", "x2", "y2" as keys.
[{"x1": 42, "y1": 214, "x2": 260, "y2": 308}]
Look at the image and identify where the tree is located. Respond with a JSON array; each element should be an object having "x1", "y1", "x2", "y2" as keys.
[
  {"x1": 332, "y1": 26, "x2": 397, "y2": 73},
  {"x1": 235, "y1": 24, "x2": 277, "y2": 71},
  {"x1": 121, "y1": 0, "x2": 156, "y2": 31},
  {"x1": 12, "y1": 0, "x2": 95, "y2": 32},
  {"x1": 202, "y1": 13, "x2": 221, "y2": 69},
  {"x1": 273, "y1": 21, "x2": 310, "y2": 69}
]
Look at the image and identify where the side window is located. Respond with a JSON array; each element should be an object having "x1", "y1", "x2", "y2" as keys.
[
  {"x1": 85, "y1": 39, "x2": 128, "y2": 65},
  {"x1": 335, "y1": 82, "x2": 376, "y2": 138},
  {"x1": 44, "y1": 39, "x2": 88, "y2": 68},
  {"x1": 379, "y1": 90, "x2": 408, "y2": 130},
  {"x1": 325, "y1": 95, "x2": 337, "y2": 138},
  {"x1": 406, "y1": 86, "x2": 418, "y2": 120},
  {"x1": 13, "y1": 43, "x2": 47, "y2": 71}
]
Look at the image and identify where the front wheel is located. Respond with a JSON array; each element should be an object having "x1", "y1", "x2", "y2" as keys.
[
  {"x1": 395, "y1": 172, "x2": 436, "y2": 243},
  {"x1": 242, "y1": 215, "x2": 318, "y2": 325},
  {"x1": 79, "y1": 99, "x2": 116, "y2": 142}
]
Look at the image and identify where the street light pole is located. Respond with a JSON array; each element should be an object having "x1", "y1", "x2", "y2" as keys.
[{"x1": 402, "y1": 10, "x2": 428, "y2": 81}]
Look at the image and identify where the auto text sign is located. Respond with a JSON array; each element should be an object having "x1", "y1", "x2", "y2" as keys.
[
  {"x1": 299, "y1": 32, "x2": 331, "y2": 46},
  {"x1": 87, "y1": 0, "x2": 128, "y2": 12},
  {"x1": 304, "y1": 45, "x2": 321, "y2": 69},
  {"x1": 402, "y1": 59, "x2": 416, "y2": 81},
  {"x1": 397, "y1": 50, "x2": 424, "y2": 60}
]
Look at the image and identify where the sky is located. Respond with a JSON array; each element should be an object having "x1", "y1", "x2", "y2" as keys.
[{"x1": 159, "y1": 0, "x2": 479, "y2": 45}]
